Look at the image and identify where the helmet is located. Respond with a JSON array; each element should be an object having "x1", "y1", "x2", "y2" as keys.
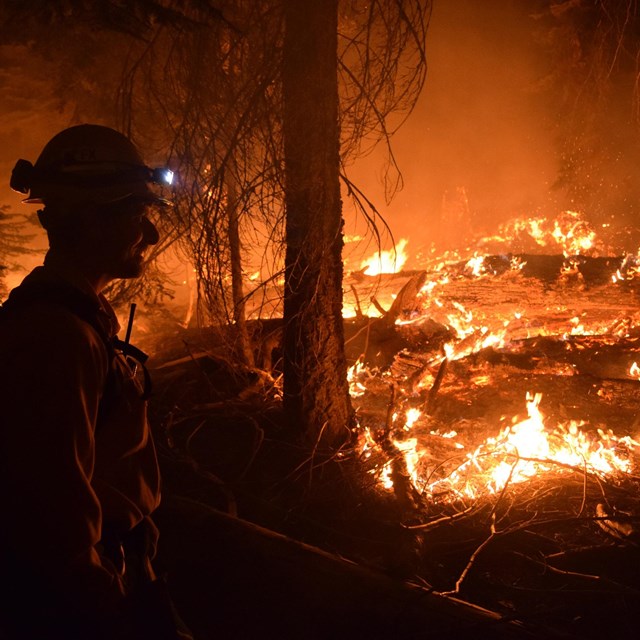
[{"x1": 10, "y1": 124, "x2": 172, "y2": 208}]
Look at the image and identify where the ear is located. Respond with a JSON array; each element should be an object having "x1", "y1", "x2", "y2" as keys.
[{"x1": 77, "y1": 208, "x2": 111, "y2": 247}]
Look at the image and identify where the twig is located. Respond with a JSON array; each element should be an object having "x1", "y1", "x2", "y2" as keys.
[
  {"x1": 577, "y1": 456, "x2": 588, "y2": 517},
  {"x1": 183, "y1": 419, "x2": 238, "y2": 517},
  {"x1": 512, "y1": 551, "x2": 640, "y2": 597},
  {"x1": 440, "y1": 513, "x2": 498, "y2": 596},
  {"x1": 237, "y1": 417, "x2": 265, "y2": 480},
  {"x1": 488, "y1": 453, "x2": 519, "y2": 523},
  {"x1": 370, "y1": 296, "x2": 387, "y2": 317},
  {"x1": 307, "y1": 421, "x2": 329, "y2": 485},
  {"x1": 402, "y1": 505, "x2": 476, "y2": 531},
  {"x1": 276, "y1": 426, "x2": 352, "y2": 487},
  {"x1": 350, "y1": 284, "x2": 364, "y2": 320}
]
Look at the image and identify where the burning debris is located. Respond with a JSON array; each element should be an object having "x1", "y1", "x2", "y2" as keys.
[
  {"x1": 347, "y1": 211, "x2": 640, "y2": 494},
  {"x1": 337, "y1": 211, "x2": 640, "y2": 627},
  {"x1": 150, "y1": 210, "x2": 640, "y2": 637}
]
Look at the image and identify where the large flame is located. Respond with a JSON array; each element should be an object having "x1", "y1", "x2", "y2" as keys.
[
  {"x1": 358, "y1": 393, "x2": 639, "y2": 501},
  {"x1": 360, "y1": 238, "x2": 409, "y2": 276},
  {"x1": 350, "y1": 211, "x2": 640, "y2": 501},
  {"x1": 488, "y1": 210, "x2": 600, "y2": 257}
]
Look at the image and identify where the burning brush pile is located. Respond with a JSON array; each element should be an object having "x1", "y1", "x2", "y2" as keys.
[{"x1": 342, "y1": 211, "x2": 640, "y2": 632}]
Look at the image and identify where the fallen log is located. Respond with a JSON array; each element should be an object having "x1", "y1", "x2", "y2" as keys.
[
  {"x1": 376, "y1": 270, "x2": 427, "y2": 328},
  {"x1": 154, "y1": 496, "x2": 550, "y2": 639}
]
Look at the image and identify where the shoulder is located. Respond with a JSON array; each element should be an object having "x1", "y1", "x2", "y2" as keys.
[{"x1": 0, "y1": 300, "x2": 109, "y2": 370}]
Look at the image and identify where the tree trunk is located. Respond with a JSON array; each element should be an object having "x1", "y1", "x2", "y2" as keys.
[{"x1": 282, "y1": 0, "x2": 353, "y2": 447}]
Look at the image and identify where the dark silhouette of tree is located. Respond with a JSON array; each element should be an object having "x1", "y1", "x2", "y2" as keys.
[
  {"x1": 109, "y1": 1, "x2": 429, "y2": 444},
  {"x1": 0, "y1": 207, "x2": 35, "y2": 300},
  {"x1": 532, "y1": 0, "x2": 640, "y2": 228}
]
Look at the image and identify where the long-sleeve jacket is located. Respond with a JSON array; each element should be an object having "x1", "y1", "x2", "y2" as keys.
[{"x1": 0, "y1": 258, "x2": 161, "y2": 620}]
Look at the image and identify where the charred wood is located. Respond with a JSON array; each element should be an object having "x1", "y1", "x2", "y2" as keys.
[
  {"x1": 155, "y1": 496, "x2": 538, "y2": 639},
  {"x1": 425, "y1": 356, "x2": 449, "y2": 413}
]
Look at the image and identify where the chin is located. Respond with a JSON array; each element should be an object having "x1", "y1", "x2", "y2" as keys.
[{"x1": 114, "y1": 258, "x2": 146, "y2": 279}]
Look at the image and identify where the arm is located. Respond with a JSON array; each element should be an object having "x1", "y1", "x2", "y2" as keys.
[{"x1": 0, "y1": 306, "x2": 124, "y2": 613}]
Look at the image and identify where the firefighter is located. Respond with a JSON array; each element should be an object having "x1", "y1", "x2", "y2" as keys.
[{"x1": 0, "y1": 124, "x2": 189, "y2": 639}]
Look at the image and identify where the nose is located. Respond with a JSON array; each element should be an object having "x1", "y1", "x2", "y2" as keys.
[{"x1": 142, "y1": 216, "x2": 159, "y2": 245}]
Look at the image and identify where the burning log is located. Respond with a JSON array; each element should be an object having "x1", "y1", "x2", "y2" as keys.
[
  {"x1": 377, "y1": 384, "x2": 421, "y2": 513},
  {"x1": 374, "y1": 270, "x2": 427, "y2": 329},
  {"x1": 440, "y1": 253, "x2": 633, "y2": 285},
  {"x1": 344, "y1": 271, "x2": 448, "y2": 369}
]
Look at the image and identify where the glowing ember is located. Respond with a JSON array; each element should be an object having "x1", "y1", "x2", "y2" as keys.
[
  {"x1": 612, "y1": 252, "x2": 640, "y2": 283},
  {"x1": 465, "y1": 254, "x2": 487, "y2": 277},
  {"x1": 347, "y1": 357, "x2": 369, "y2": 397}
]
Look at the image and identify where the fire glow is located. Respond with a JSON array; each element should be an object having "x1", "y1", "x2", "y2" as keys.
[
  {"x1": 360, "y1": 238, "x2": 408, "y2": 276},
  {"x1": 350, "y1": 212, "x2": 640, "y2": 500},
  {"x1": 399, "y1": 393, "x2": 635, "y2": 500}
]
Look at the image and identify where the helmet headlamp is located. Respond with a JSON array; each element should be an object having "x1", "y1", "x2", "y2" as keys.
[
  {"x1": 10, "y1": 124, "x2": 175, "y2": 209},
  {"x1": 9, "y1": 159, "x2": 34, "y2": 195},
  {"x1": 151, "y1": 167, "x2": 174, "y2": 186},
  {"x1": 10, "y1": 160, "x2": 176, "y2": 205}
]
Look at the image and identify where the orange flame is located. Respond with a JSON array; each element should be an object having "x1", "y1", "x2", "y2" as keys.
[
  {"x1": 359, "y1": 394, "x2": 639, "y2": 500},
  {"x1": 360, "y1": 239, "x2": 408, "y2": 276},
  {"x1": 350, "y1": 211, "x2": 640, "y2": 502}
]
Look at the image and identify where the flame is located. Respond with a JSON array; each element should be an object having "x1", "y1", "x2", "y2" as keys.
[
  {"x1": 347, "y1": 357, "x2": 369, "y2": 397},
  {"x1": 612, "y1": 252, "x2": 640, "y2": 283},
  {"x1": 349, "y1": 211, "x2": 640, "y2": 503},
  {"x1": 359, "y1": 393, "x2": 639, "y2": 500},
  {"x1": 361, "y1": 239, "x2": 408, "y2": 276},
  {"x1": 465, "y1": 254, "x2": 487, "y2": 277},
  {"x1": 494, "y1": 211, "x2": 600, "y2": 257},
  {"x1": 437, "y1": 393, "x2": 640, "y2": 498}
]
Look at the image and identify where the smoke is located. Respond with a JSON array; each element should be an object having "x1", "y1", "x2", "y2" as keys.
[{"x1": 346, "y1": 0, "x2": 565, "y2": 255}]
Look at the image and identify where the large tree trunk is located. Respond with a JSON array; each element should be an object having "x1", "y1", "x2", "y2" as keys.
[{"x1": 282, "y1": 0, "x2": 353, "y2": 447}]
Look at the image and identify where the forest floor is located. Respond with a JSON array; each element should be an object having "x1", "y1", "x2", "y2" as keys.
[{"x1": 141, "y1": 252, "x2": 640, "y2": 640}]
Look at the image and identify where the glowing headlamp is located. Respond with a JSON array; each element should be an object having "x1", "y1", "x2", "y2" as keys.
[{"x1": 151, "y1": 167, "x2": 174, "y2": 186}]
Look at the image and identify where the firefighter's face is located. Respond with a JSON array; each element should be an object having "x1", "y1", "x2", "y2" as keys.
[{"x1": 94, "y1": 199, "x2": 160, "y2": 279}]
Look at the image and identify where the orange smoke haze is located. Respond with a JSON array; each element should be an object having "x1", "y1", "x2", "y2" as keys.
[
  {"x1": 344, "y1": 0, "x2": 640, "y2": 264},
  {"x1": 345, "y1": 0, "x2": 560, "y2": 260},
  {"x1": 3, "y1": 1, "x2": 640, "y2": 297}
]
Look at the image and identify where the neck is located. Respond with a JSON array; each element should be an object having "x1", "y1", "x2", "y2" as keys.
[{"x1": 44, "y1": 250, "x2": 113, "y2": 295}]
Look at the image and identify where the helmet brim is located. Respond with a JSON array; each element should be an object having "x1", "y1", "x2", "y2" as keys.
[{"x1": 22, "y1": 183, "x2": 173, "y2": 207}]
